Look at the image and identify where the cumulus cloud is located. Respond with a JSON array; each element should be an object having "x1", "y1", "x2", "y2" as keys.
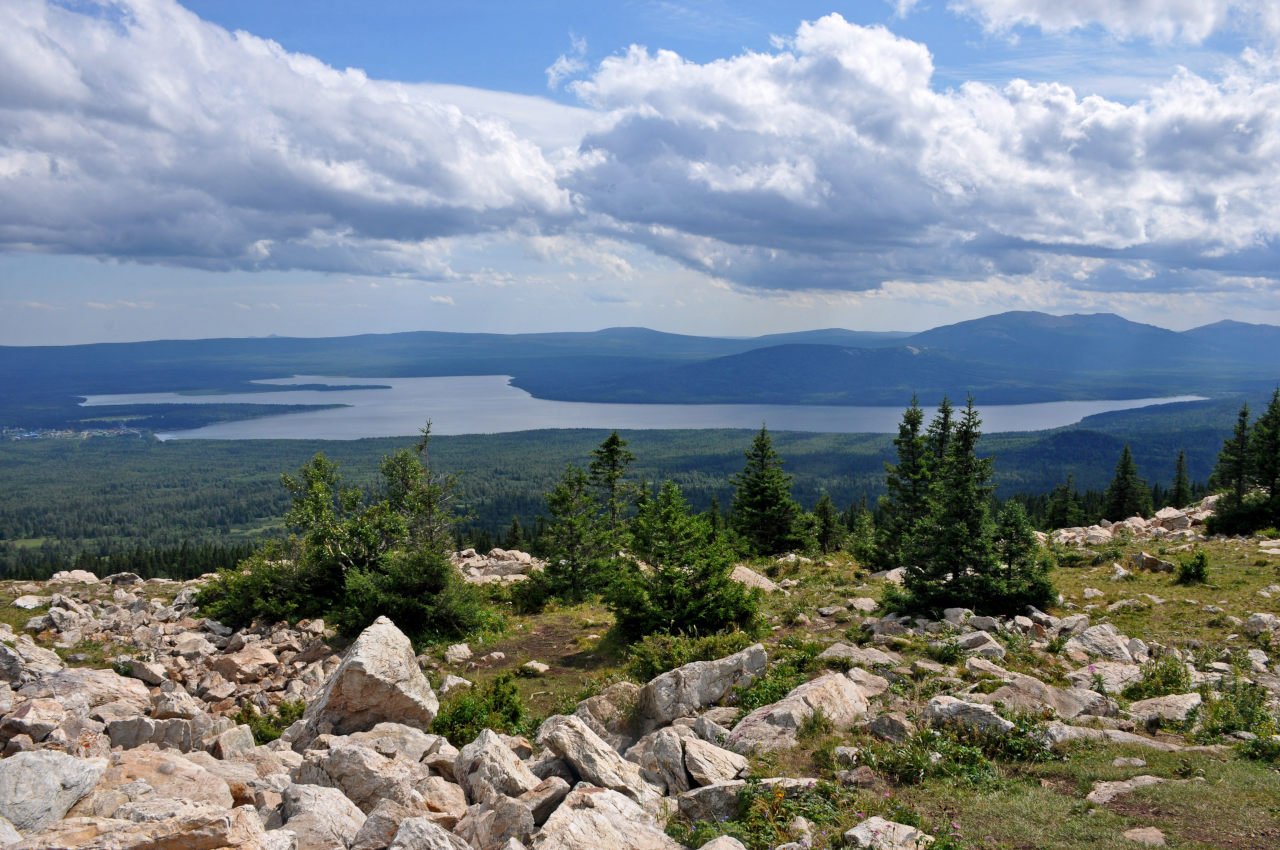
[
  {"x1": 564, "y1": 14, "x2": 1280, "y2": 295},
  {"x1": 949, "y1": 0, "x2": 1276, "y2": 44},
  {"x1": 546, "y1": 34, "x2": 588, "y2": 90},
  {"x1": 0, "y1": 0, "x2": 571, "y2": 276}
]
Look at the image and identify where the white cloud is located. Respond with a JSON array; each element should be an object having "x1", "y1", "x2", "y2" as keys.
[
  {"x1": 546, "y1": 34, "x2": 588, "y2": 90},
  {"x1": 0, "y1": 0, "x2": 571, "y2": 277},
  {"x1": 949, "y1": 0, "x2": 1276, "y2": 44},
  {"x1": 429, "y1": 294, "x2": 455, "y2": 305},
  {"x1": 564, "y1": 14, "x2": 1280, "y2": 296}
]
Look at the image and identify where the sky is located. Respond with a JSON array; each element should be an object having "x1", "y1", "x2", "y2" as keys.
[{"x1": 2, "y1": 0, "x2": 1280, "y2": 345}]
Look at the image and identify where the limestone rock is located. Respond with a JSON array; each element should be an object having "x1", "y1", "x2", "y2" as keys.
[
  {"x1": 295, "y1": 742, "x2": 432, "y2": 814},
  {"x1": 635, "y1": 645, "x2": 766, "y2": 729},
  {"x1": 729, "y1": 566, "x2": 779, "y2": 593},
  {"x1": 531, "y1": 787, "x2": 682, "y2": 850},
  {"x1": 1128, "y1": 693, "x2": 1201, "y2": 727},
  {"x1": 94, "y1": 749, "x2": 235, "y2": 809},
  {"x1": 282, "y1": 783, "x2": 366, "y2": 850},
  {"x1": 1123, "y1": 827, "x2": 1167, "y2": 846},
  {"x1": 0, "y1": 751, "x2": 106, "y2": 833},
  {"x1": 18, "y1": 667, "x2": 149, "y2": 715},
  {"x1": 726, "y1": 673, "x2": 869, "y2": 753},
  {"x1": 0, "y1": 697, "x2": 68, "y2": 742},
  {"x1": 844, "y1": 817, "x2": 934, "y2": 850},
  {"x1": 1087, "y1": 775, "x2": 1165, "y2": 805},
  {"x1": 295, "y1": 617, "x2": 438, "y2": 750},
  {"x1": 1067, "y1": 661, "x2": 1143, "y2": 694},
  {"x1": 10, "y1": 805, "x2": 268, "y2": 850},
  {"x1": 922, "y1": 696, "x2": 1015, "y2": 736},
  {"x1": 682, "y1": 737, "x2": 749, "y2": 786},
  {"x1": 1065, "y1": 624, "x2": 1136, "y2": 663},
  {"x1": 535, "y1": 715, "x2": 660, "y2": 805},
  {"x1": 456, "y1": 729, "x2": 541, "y2": 806},
  {"x1": 572, "y1": 681, "x2": 641, "y2": 752},
  {"x1": 455, "y1": 796, "x2": 535, "y2": 850},
  {"x1": 388, "y1": 816, "x2": 472, "y2": 850},
  {"x1": 625, "y1": 726, "x2": 693, "y2": 795}
]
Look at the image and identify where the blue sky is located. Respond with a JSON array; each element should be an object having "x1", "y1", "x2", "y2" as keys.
[{"x1": 2, "y1": 0, "x2": 1279, "y2": 344}]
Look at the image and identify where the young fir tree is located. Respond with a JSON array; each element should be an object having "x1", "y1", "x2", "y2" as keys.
[
  {"x1": 530, "y1": 466, "x2": 615, "y2": 605},
  {"x1": 502, "y1": 516, "x2": 526, "y2": 550},
  {"x1": 925, "y1": 396, "x2": 954, "y2": 473},
  {"x1": 588, "y1": 431, "x2": 636, "y2": 545},
  {"x1": 874, "y1": 397, "x2": 930, "y2": 572},
  {"x1": 1104, "y1": 445, "x2": 1152, "y2": 520},
  {"x1": 989, "y1": 500, "x2": 1052, "y2": 610},
  {"x1": 813, "y1": 492, "x2": 844, "y2": 554},
  {"x1": 730, "y1": 426, "x2": 803, "y2": 555},
  {"x1": 1212, "y1": 404, "x2": 1251, "y2": 511},
  {"x1": 608, "y1": 481, "x2": 759, "y2": 639},
  {"x1": 1170, "y1": 450, "x2": 1193, "y2": 509},
  {"x1": 904, "y1": 399, "x2": 997, "y2": 611},
  {"x1": 1045, "y1": 475, "x2": 1084, "y2": 529},
  {"x1": 1250, "y1": 389, "x2": 1280, "y2": 506}
]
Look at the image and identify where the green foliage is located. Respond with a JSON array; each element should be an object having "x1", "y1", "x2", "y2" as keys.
[
  {"x1": 927, "y1": 639, "x2": 963, "y2": 664},
  {"x1": 875, "y1": 397, "x2": 930, "y2": 572},
  {"x1": 666, "y1": 778, "x2": 861, "y2": 850},
  {"x1": 1238, "y1": 735, "x2": 1280, "y2": 762},
  {"x1": 1122, "y1": 654, "x2": 1193, "y2": 701},
  {"x1": 233, "y1": 699, "x2": 306, "y2": 745},
  {"x1": 521, "y1": 465, "x2": 617, "y2": 611},
  {"x1": 1171, "y1": 450, "x2": 1193, "y2": 508},
  {"x1": 889, "y1": 399, "x2": 1056, "y2": 616},
  {"x1": 862, "y1": 729, "x2": 998, "y2": 787},
  {"x1": 1195, "y1": 674, "x2": 1278, "y2": 742},
  {"x1": 624, "y1": 630, "x2": 757, "y2": 681},
  {"x1": 431, "y1": 674, "x2": 530, "y2": 746},
  {"x1": 607, "y1": 481, "x2": 761, "y2": 640},
  {"x1": 337, "y1": 548, "x2": 494, "y2": 643},
  {"x1": 813, "y1": 493, "x2": 844, "y2": 554},
  {"x1": 734, "y1": 637, "x2": 823, "y2": 715},
  {"x1": 731, "y1": 426, "x2": 805, "y2": 556},
  {"x1": 1176, "y1": 550, "x2": 1210, "y2": 585},
  {"x1": 198, "y1": 424, "x2": 491, "y2": 647},
  {"x1": 1104, "y1": 444, "x2": 1153, "y2": 520},
  {"x1": 589, "y1": 431, "x2": 636, "y2": 543}
]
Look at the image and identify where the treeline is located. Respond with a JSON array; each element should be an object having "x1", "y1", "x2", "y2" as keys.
[
  {"x1": 1207, "y1": 390, "x2": 1280, "y2": 534},
  {"x1": 0, "y1": 540, "x2": 257, "y2": 581}
]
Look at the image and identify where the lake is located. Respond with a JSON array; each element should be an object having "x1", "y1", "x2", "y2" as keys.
[{"x1": 78, "y1": 375, "x2": 1206, "y2": 440}]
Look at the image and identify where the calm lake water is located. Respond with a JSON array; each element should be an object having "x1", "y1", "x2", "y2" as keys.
[{"x1": 79, "y1": 375, "x2": 1205, "y2": 440}]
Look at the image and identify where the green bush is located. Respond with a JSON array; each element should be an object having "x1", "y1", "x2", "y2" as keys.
[
  {"x1": 1176, "y1": 550, "x2": 1210, "y2": 585},
  {"x1": 734, "y1": 638, "x2": 823, "y2": 716},
  {"x1": 1239, "y1": 735, "x2": 1280, "y2": 762},
  {"x1": 1122, "y1": 654, "x2": 1193, "y2": 701},
  {"x1": 667, "y1": 778, "x2": 860, "y2": 850},
  {"x1": 431, "y1": 674, "x2": 530, "y2": 746},
  {"x1": 862, "y1": 729, "x2": 997, "y2": 787},
  {"x1": 625, "y1": 630, "x2": 757, "y2": 682},
  {"x1": 233, "y1": 699, "x2": 306, "y2": 745},
  {"x1": 197, "y1": 546, "x2": 311, "y2": 630},
  {"x1": 1195, "y1": 674, "x2": 1278, "y2": 742}
]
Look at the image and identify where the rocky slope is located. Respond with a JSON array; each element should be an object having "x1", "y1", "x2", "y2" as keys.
[{"x1": 0, "y1": 499, "x2": 1277, "y2": 850}]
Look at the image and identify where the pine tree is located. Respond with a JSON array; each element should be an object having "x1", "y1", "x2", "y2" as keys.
[
  {"x1": 1046, "y1": 475, "x2": 1084, "y2": 529},
  {"x1": 1212, "y1": 403, "x2": 1251, "y2": 510},
  {"x1": 905, "y1": 399, "x2": 997, "y2": 611},
  {"x1": 925, "y1": 396, "x2": 953, "y2": 472},
  {"x1": 1250, "y1": 389, "x2": 1280, "y2": 504},
  {"x1": 1104, "y1": 445, "x2": 1152, "y2": 520},
  {"x1": 588, "y1": 431, "x2": 636, "y2": 544},
  {"x1": 502, "y1": 516, "x2": 526, "y2": 550},
  {"x1": 730, "y1": 426, "x2": 803, "y2": 555},
  {"x1": 813, "y1": 492, "x2": 843, "y2": 554},
  {"x1": 533, "y1": 466, "x2": 614, "y2": 603},
  {"x1": 608, "y1": 481, "x2": 759, "y2": 639},
  {"x1": 1170, "y1": 450, "x2": 1193, "y2": 509},
  {"x1": 874, "y1": 398, "x2": 930, "y2": 572}
]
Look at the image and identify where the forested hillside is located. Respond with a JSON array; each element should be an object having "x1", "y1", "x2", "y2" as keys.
[{"x1": 0, "y1": 396, "x2": 1241, "y2": 577}]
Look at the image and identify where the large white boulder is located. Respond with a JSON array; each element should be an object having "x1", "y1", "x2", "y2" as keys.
[
  {"x1": 535, "y1": 715, "x2": 661, "y2": 805},
  {"x1": 531, "y1": 787, "x2": 683, "y2": 850},
  {"x1": 635, "y1": 645, "x2": 766, "y2": 729},
  {"x1": 0, "y1": 751, "x2": 106, "y2": 833},
  {"x1": 282, "y1": 783, "x2": 367, "y2": 850},
  {"x1": 726, "y1": 672, "x2": 870, "y2": 753},
  {"x1": 294, "y1": 617, "x2": 437, "y2": 750}
]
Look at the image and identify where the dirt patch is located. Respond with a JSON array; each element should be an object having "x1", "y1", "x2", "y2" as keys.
[{"x1": 1108, "y1": 795, "x2": 1280, "y2": 850}]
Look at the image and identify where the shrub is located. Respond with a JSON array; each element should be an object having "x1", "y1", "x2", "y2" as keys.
[
  {"x1": 1122, "y1": 654, "x2": 1193, "y2": 701},
  {"x1": 234, "y1": 699, "x2": 306, "y2": 745},
  {"x1": 625, "y1": 630, "x2": 757, "y2": 682},
  {"x1": 927, "y1": 639, "x2": 962, "y2": 665},
  {"x1": 431, "y1": 674, "x2": 529, "y2": 746},
  {"x1": 734, "y1": 638, "x2": 823, "y2": 716},
  {"x1": 1176, "y1": 550, "x2": 1210, "y2": 585},
  {"x1": 1239, "y1": 735, "x2": 1280, "y2": 762},
  {"x1": 196, "y1": 546, "x2": 311, "y2": 630},
  {"x1": 667, "y1": 778, "x2": 860, "y2": 850},
  {"x1": 1195, "y1": 674, "x2": 1278, "y2": 742},
  {"x1": 862, "y1": 729, "x2": 997, "y2": 787}
]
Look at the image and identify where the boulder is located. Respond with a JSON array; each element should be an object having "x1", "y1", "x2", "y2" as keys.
[
  {"x1": 729, "y1": 566, "x2": 779, "y2": 593},
  {"x1": 210, "y1": 646, "x2": 280, "y2": 684},
  {"x1": 816, "y1": 644, "x2": 901, "y2": 668},
  {"x1": 9, "y1": 805, "x2": 268, "y2": 850},
  {"x1": 455, "y1": 796, "x2": 535, "y2": 850},
  {"x1": 295, "y1": 742, "x2": 432, "y2": 814},
  {"x1": 635, "y1": 645, "x2": 766, "y2": 729},
  {"x1": 282, "y1": 783, "x2": 367, "y2": 850},
  {"x1": 1067, "y1": 662, "x2": 1143, "y2": 694},
  {"x1": 1086, "y1": 775, "x2": 1165, "y2": 806},
  {"x1": 626, "y1": 726, "x2": 694, "y2": 795},
  {"x1": 922, "y1": 696, "x2": 1015, "y2": 736},
  {"x1": 18, "y1": 667, "x2": 149, "y2": 714},
  {"x1": 456, "y1": 729, "x2": 541, "y2": 805},
  {"x1": 0, "y1": 697, "x2": 68, "y2": 742},
  {"x1": 92, "y1": 749, "x2": 235, "y2": 809},
  {"x1": 0, "y1": 751, "x2": 106, "y2": 833},
  {"x1": 388, "y1": 816, "x2": 472, "y2": 850},
  {"x1": 844, "y1": 817, "x2": 934, "y2": 849},
  {"x1": 1066, "y1": 625, "x2": 1136, "y2": 663},
  {"x1": 726, "y1": 673, "x2": 869, "y2": 753},
  {"x1": 682, "y1": 737, "x2": 749, "y2": 786},
  {"x1": 535, "y1": 715, "x2": 661, "y2": 805},
  {"x1": 350, "y1": 799, "x2": 417, "y2": 850},
  {"x1": 573, "y1": 681, "x2": 641, "y2": 752},
  {"x1": 532, "y1": 787, "x2": 682, "y2": 850},
  {"x1": 294, "y1": 617, "x2": 438, "y2": 750},
  {"x1": 1128, "y1": 693, "x2": 1202, "y2": 727}
]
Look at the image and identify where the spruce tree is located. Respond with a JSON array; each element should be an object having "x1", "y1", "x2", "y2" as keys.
[
  {"x1": 875, "y1": 397, "x2": 930, "y2": 571},
  {"x1": 905, "y1": 399, "x2": 997, "y2": 611},
  {"x1": 1170, "y1": 450, "x2": 1193, "y2": 509},
  {"x1": 1250, "y1": 389, "x2": 1280, "y2": 504},
  {"x1": 588, "y1": 431, "x2": 635, "y2": 544},
  {"x1": 813, "y1": 492, "x2": 843, "y2": 554},
  {"x1": 1104, "y1": 445, "x2": 1152, "y2": 520},
  {"x1": 532, "y1": 466, "x2": 614, "y2": 604},
  {"x1": 1213, "y1": 403, "x2": 1251, "y2": 510},
  {"x1": 730, "y1": 426, "x2": 803, "y2": 555},
  {"x1": 1046, "y1": 475, "x2": 1084, "y2": 529}
]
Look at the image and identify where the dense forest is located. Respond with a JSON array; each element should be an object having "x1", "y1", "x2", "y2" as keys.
[{"x1": 0, "y1": 394, "x2": 1247, "y2": 579}]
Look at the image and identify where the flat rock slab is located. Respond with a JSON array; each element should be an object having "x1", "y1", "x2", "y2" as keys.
[
  {"x1": 0, "y1": 751, "x2": 107, "y2": 833},
  {"x1": 1124, "y1": 827, "x2": 1167, "y2": 846},
  {"x1": 1087, "y1": 775, "x2": 1165, "y2": 806}
]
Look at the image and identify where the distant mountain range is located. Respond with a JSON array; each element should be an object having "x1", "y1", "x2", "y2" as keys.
[{"x1": 3, "y1": 311, "x2": 1278, "y2": 429}]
